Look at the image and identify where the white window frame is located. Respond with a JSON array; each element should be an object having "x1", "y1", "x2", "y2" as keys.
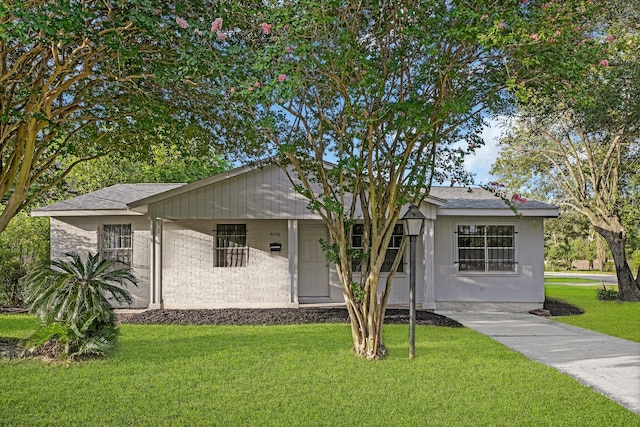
[
  {"x1": 100, "y1": 224, "x2": 133, "y2": 266},
  {"x1": 214, "y1": 224, "x2": 248, "y2": 267},
  {"x1": 455, "y1": 224, "x2": 517, "y2": 274}
]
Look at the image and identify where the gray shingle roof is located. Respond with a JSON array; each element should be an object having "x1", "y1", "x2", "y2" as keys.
[
  {"x1": 33, "y1": 182, "x2": 556, "y2": 214},
  {"x1": 34, "y1": 184, "x2": 185, "y2": 212},
  {"x1": 429, "y1": 187, "x2": 556, "y2": 210}
]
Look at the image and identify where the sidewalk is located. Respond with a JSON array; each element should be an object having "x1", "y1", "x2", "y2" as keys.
[{"x1": 438, "y1": 311, "x2": 640, "y2": 415}]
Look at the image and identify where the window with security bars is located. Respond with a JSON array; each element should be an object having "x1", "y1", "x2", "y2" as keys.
[
  {"x1": 215, "y1": 224, "x2": 248, "y2": 267},
  {"x1": 101, "y1": 224, "x2": 132, "y2": 266},
  {"x1": 457, "y1": 225, "x2": 515, "y2": 272},
  {"x1": 352, "y1": 224, "x2": 404, "y2": 273}
]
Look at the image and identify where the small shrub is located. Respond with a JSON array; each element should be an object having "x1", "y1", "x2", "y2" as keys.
[
  {"x1": 22, "y1": 252, "x2": 136, "y2": 359},
  {"x1": 0, "y1": 260, "x2": 26, "y2": 307},
  {"x1": 596, "y1": 284, "x2": 618, "y2": 301}
]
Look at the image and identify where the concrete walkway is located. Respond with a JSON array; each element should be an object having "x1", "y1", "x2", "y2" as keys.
[{"x1": 438, "y1": 311, "x2": 640, "y2": 415}]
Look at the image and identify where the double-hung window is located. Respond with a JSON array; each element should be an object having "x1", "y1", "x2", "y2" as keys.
[
  {"x1": 101, "y1": 224, "x2": 132, "y2": 266},
  {"x1": 215, "y1": 224, "x2": 248, "y2": 267},
  {"x1": 352, "y1": 224, "x2": 404, "y2": 273},
  {"x1": 457, "y1": 225, "x2": 515, "y2": 272}
]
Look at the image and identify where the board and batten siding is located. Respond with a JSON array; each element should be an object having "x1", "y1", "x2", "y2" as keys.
[
  {"x1": 148, "y1": 165, "x2": 321, "y2": 220},
  {"x1": 160, "y1": 219, "x2": 293, "y2": 308},
  {"x1": 432, "y1": 215, "x2": 546, "y2": 311}
]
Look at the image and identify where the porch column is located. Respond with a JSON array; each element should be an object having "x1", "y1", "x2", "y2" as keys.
[
  {"x1": 149, "y1": 217, "x2": 163, "y2": 309},
  {"x1": 288, "y1": 219, "x2": 299, "y2": 304},
  {"x1": 422, "y1": 219, "x2": 436, "y2": 310}
]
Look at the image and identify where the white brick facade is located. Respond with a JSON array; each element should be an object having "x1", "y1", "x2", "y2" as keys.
[
  {"x1": 161, "y1": 219, "x2": 292, "y2": 308},
  {"x1": 50, "y1": 216, "x2": 151, "y2": 308},
  {"x1": 37, "y1": 165, "x2": 558, "y2": 312}
]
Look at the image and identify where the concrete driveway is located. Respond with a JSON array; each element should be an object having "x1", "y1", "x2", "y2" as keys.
[{"x1": 439, "y1": 311, "x2": 640, "y2": 415}]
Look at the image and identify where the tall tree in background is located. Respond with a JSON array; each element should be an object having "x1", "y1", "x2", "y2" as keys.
[
  {"x1": 493, "y1": 0, "x2": 640, "y2": 300},
  {"x1": 172, "y1": 0, "x2": 585, "y2": 358},
  {"x1": 0, "y1": 1, "x2": 231, "y2": 233}
]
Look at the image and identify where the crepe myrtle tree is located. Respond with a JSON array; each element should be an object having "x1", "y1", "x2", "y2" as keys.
[
  {"x1": 173, "y1": 0, "x2": 592, "y2": 358},
  {"x1": 0, "y1": 1, "x2": 237, "y2": 234},
  {"x1": 492, "y1": 0, "x2": 640, "y2": 301}
]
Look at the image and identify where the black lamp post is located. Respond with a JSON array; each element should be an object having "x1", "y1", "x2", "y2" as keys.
[{"x1": 402, "y1": 204, "x2": 426, "y2": 360}]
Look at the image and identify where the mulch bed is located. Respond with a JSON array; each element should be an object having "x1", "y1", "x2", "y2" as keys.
[
  {"x1": 0, "y1": 299, "x2": 584, "y2": 359},
  {"x1": 544, "y1": 298, "x2": 585, "y2": 316},
  {"x1": 116, "y1": 308, "x2": 463, "y2": 327}
]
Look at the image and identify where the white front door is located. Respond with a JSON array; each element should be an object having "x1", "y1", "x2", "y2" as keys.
[{"x1": 298, "y1": 223, "x2": 330, "y2": 301}]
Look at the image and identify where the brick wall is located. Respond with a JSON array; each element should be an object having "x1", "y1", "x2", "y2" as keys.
[
  {"x1": 50, "y1": 217, "x2": 151, "y2": 308},
  {"x1": 161, "y1": 219, "x2": 291, "y2": 308}
]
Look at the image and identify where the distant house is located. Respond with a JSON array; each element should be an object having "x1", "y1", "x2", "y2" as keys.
[{"x1": 33, "y1": 163, "x2": 558, "y2": 312}]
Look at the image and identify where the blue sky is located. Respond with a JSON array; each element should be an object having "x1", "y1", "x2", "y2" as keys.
[{"x1": 463, "y1": 117, "x2": 504, "y2": 185}]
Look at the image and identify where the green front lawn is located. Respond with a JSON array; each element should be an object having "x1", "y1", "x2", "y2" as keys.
[
  {"x1": 1, "y1": 315, "x2": 638, "y2": 425},
  {"x1": 546, "y1": 284, "x2": 640, "y2": 343}
]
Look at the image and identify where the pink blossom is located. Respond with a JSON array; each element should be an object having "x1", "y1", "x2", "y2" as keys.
[
  {"x1": 216, "y1": 30, "x2": 227, "y2": 40},
  {"x1": 286, "y1": 46, "x2": 291, "y2": 53},
  {"x1": 497, "y1": 22, "x2": 506, "y2": 29},
  {"x1": 555, "y1": 30, "x2": 561, "y2": 36},
  {"x1": 511, "y1": 193, "x2": 527, "y2": 205},
  {"x1": 604, "y1": 35, "x2": 615, "y2": 43},
  {"x1": 261, "y1": 22, "x2": 272, "y2": 35},
  {"x1": 248, "y1": 86, "x2": 253, "y2": 92},
  {"x1": 530, "y1": 33, "x2": 539, "y2": 41},
  {"x1": 176, "y1": 17, "x2": 188, "y2": 29},
  {"x1": 600, "y1": 59, "x2": 609, "y2": 66},
  {"x1": 278, "y1": 74, "x2": 287, "y2": 82},
  {"x1": 254, "y1": 81, "x2": 261, "y2": 87},
  {"x1": 211, "y1": 17, "x2": 223, "y2": 32},
  {"x1": 229, "y1": 87, "x2": 235, "y2": 93},
  {"x1": 278, "y1": 98, "x2": 284, "y2": 104}
]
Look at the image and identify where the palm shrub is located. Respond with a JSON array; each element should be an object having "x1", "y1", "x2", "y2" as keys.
[{"x1": 22, "y1": 252, "x2": 136, "y2": 359}]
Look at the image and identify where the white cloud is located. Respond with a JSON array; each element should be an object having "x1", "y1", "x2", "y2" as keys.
[{"x1": 465, "y1": 116, "x2": 510, "y2": 184}]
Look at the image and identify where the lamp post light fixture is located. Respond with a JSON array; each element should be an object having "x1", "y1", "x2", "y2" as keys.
[{"x1": 402, "y1": 204, "x2": 426, "y2": 360}]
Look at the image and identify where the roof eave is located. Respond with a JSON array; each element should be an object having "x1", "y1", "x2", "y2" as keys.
[
  {"x1": 31, "y1": 209, "x2": 143, "y2": 217},
  {"x1": 437, "y1": 208, "x2": 559, "y2": 217}
]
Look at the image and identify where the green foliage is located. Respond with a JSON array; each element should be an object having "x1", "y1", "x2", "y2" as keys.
[
  {"x1": 544, "y1": 212, "x2": 610, "y2": 271},
  {"x1": 0, "y1": 1, "x2": 238, "y2": 233},
  {"x1": 491, "y1": 1, "x2": 640, "y2": 299},
  {"x1": 172, "y1": 0, "x2": 582, "y2": 357},
  {"x1": 22, "y1": 252, "x2": 136, "y2": 359},
  {"x1": 350, "y1": 282, "x2": 365, "y2": 303},
  {"x1": 597, "y1": 285, "x2": 619, "y2": 301},
  {"x1": 38, "y1": 144, "x2": 228, "y2": 206},
  {"x1": 0, "y1": 212, "x2": 49, "y2": 306}
]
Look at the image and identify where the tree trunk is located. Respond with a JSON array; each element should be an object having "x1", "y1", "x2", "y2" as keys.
[
  {"x1": 596, "y1": 235, "x2": 606, "y2": 272},
  {"x1": 336, "y1": 262, "x2": 388, "y2": 359},
  {"x1": 594, "y1": 226, "x2": 640, "y2": 302}
]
